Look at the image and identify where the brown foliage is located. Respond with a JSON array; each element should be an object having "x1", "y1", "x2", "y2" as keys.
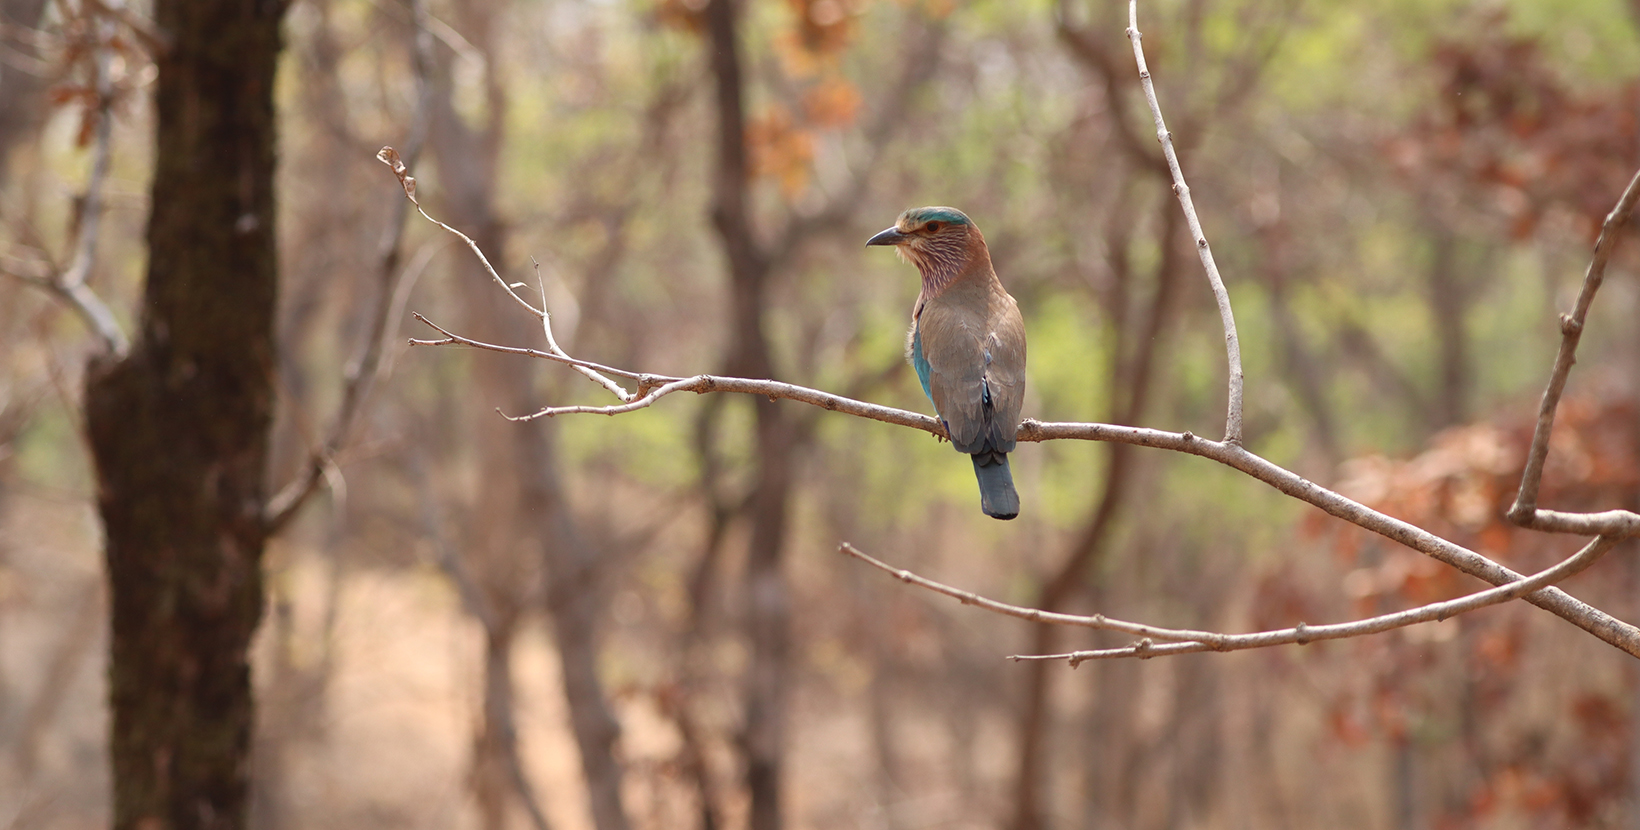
[
  {"x1": 1311, "y1": 392, "x2": 1640, "y2": 826},
  {"x1": 1388, "y1": 11, "x2": 1640, "y2": 240}
]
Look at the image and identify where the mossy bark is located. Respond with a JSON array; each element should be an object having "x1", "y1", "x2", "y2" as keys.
[{"x1": 83, "y1": 1, "x2": 285, "y2": 828}]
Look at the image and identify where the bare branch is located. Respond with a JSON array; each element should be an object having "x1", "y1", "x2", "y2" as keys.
[
  {"x1": 378, "y1": 148, "x2": 638, "y2": 402},
  {"x1": 4, "y1": 21, "x2": 128, "y2": 356},
  {"x1": 1508, "y1": 167, "x2": 1640, "y2": 536},
  {"x1": 1011, "y1": 535, "x2": 1619, "y2": 664},
  {"x1": 1023, "y1": 419, "x2": 1640, "y2": 652},
  {"x1": 845, "y1": 535, "x2": 1615, "y2": 662},
  {"x1": 1126, "y1": 0, "x2": 1244, "y2": 445},
  {"x1": 531, "y1": 258, "x2": 634, "y2": 402},
  {"x1": 841, "y1": 543, "x2": 1214, "y2": 643},
  {"x1": 408, "y1": 312, "x2": 648, "y2": 385},
  {"x1": 377, "y1": 145, "x2": 544, "y2": 318},
  {"x1": 850, "y1": 529, "x2": 1615, "y2": 662},
  {"x1": 402, "y1": 217, "x2": 1640, "y2": 657}
]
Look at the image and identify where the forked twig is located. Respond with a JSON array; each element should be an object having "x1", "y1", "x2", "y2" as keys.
[
  {"x1": 378, "y1": 145, "x2": 636, "y2": 403},
  {"x1": 1507, "y1": 167, "x2": 1640, "y2": 537}
]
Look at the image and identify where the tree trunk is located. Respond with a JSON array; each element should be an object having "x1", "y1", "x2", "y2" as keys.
[
  {"x1": 425, "y1": 6, "x2": 629, "y2": 825},
  {"x1": 82, "y1": 1, "x2": 285, "y2": 828},
  {"x1": 702, "y1": 2, "x2": 795, "y2": 828},
  {"x1": 1012, "y1": 200, "x2": 1182, "y2": 830},
  {"x1": 1426, "y1": 225, "x2": 1470, "y2": 429}
]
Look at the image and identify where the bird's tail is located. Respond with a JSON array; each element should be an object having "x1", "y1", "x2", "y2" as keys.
[{"x1": 971, "y1": 451, "x2": 1019, "y2": 520}]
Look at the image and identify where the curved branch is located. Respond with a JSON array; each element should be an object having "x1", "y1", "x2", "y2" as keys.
[
  {"x1": 1508, "y1": 167, "x2": 1640, "y2": 536},
  {"x1": 377, "y1": 145, "x2": 544, "y2": 319},
  {"x1": 409, "y1": 312, "x2": 648, "y2": 385},
  {"x1": 1011, "y1": 535, "x2": 1619, "y2": 664},
  {"x1": 842, "y1": 542, "x2": 1212, "y2": 642},
  {"x1": 844, "y1": 535, "x2": 1615, "y2": 662},
  {"x1": 1126, "y1": 0, "x2": 1244, "y2": 444}
]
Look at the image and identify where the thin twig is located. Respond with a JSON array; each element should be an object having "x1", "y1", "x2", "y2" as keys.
[
  {"x1": 409, "y1": 314, "x2": 938, "y2": 429},
  {"x1": 377, "y1": 145, "x2": 543, "y2": 318},
  {"x1": 1010, "y1": 535, "x2": 1618, "y2": 664},
  {"x1": 1126, "y1": 0, "x2": 1244, "y2": 444},
  {"x1": 379, "y1": 149, "x2": 637, "y2": 400},
  {"x1": 843, "y1": 537, "x2": 1614, "y2": 661},
  {"x1": 1021, "y1": 419, "x2": 1640, "y2": 653},
  {"x1": 1508, "y1": 167, "x2": 1640, "y2": 536},
  {"x1": 408, "y1": 312, "x2": 650, "y2": 384},
  {"x1": 841, "y1": 543, "x2": 1214, "y2": 643},
  {"x1": 4, "y1": 21, "x2": 128, "y2": 356},
  {"x1": 532, "y1": 258, "x2": 634, "y2": 401}
]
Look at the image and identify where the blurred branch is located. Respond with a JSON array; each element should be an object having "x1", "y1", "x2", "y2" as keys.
[
  {"x1": 1126, "y1": 0, "x2": 1244, "y2": 445},
  {"x1": 1054, "y1": 0, "x2": 1166, "y2": 175},
  {"x1": 411, "y1": 450, "x2": 554, "y2": 830},
  {"x1": 11, "y1": 577, "x2": 101, "y2": 779},
  {"x1": 1012, "y1": 194, "x2": 1182, "y2": 829},
  {"x1": 1507, "y1": 167, "x2": 1640, "y2": 538},
  {"x1": 83, "y1": 0, "x2": 171, "y2": 55},
  {"x1": 1334, "y1": 319, "x2": 1429, "y2": 413},
  {"x1": 2, "y1": 20, "x2": 128, "y2": 356},
  {"x1": 843, "y1": 535, "x2": 1616, "y2": 662},
  {"x1": 263, "y1": 5, "x2": 438, "y2": 533}
]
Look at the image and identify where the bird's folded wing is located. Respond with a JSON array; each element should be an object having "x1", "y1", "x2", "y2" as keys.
[{"x1": 919, "y1": 304, "x2": 991, "y2": 453}]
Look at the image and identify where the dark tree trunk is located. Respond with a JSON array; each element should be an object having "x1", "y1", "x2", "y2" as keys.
[
  {"x1": 81, "y1": 1, "x2": 285, "y2": 828},
  {"x1": 425, "y1": 5, "x2": 628, "y2": 825},
  {"x1": 703, "y1": 2, "x2": 795, "y2": 828},
  {"x1": 1012, "y1": 201, "x2": 1182, "y2": 830}
]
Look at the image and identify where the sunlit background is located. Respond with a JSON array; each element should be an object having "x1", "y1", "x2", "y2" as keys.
[{"x1": 4, "y1": 0, "x2": 1640, "y2": 827}]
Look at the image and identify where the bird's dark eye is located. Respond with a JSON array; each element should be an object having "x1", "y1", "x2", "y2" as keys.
[{"x1": 925, "y1": 221, "x2": 942, "y2": 233}]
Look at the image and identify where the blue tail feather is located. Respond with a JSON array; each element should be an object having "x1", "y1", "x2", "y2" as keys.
[{"x1": 971, "y1": 452, "x2": 1019, "y2": 520}]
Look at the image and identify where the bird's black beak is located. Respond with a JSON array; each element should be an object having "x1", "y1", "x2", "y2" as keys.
[{"x1": 865, "y1": 226, "x2": 908, "y2": 247}]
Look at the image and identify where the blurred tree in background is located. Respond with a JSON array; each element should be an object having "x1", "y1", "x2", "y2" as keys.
[{"x1": 2, "y1": 1, "x2": 1640, "y2": 829}]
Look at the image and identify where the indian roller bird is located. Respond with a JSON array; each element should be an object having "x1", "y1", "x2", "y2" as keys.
[{"x1": 867, "y1": 207, "x2": 1026, "y2": 520}]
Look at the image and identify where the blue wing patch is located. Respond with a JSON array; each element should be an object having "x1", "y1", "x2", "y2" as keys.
[{"x1": 910, "y1": 324, "x2": 934, "y2": 404}]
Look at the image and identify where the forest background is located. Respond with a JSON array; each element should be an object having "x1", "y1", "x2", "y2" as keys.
[{"x1": 4, "y1": 0, "x2": 1640, "y2": 828}]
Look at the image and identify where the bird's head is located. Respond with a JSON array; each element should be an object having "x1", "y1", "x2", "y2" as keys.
[{"x1": 865, "y1": 206, "x2": 983, "y2": 289}]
